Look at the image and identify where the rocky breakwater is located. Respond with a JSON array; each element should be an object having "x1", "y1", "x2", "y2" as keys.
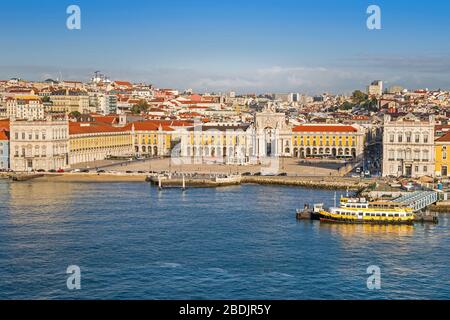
[{"x1": 241, "y1": 176, "x2": 370, "y2": 191}]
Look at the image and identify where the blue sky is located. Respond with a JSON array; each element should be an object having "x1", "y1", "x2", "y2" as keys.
[{"x1": 1, "y1": 0, "x2": 450, "y2": 94}]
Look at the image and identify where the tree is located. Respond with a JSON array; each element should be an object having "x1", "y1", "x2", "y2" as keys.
[
  {"x1": 339, "y1": 101, "x2": 355, "y2": 111},
  {"x1": 352, "y1": 90, "x2": 368, "y2": 104},
  {"x1": 41, "y1": 96, "x2": 51, "y2": 103},
  {"x1": 131, "y1": 100, "x2": 149, "y2": 114},
  {"x1": 69, "y1": 111, "x2": 81, "y2": 119}
]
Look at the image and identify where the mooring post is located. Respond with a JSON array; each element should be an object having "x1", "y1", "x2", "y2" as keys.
[
  {"x1": 158, "y1": 175, "x2": 162, "y2": 191},
  {"x1": 182, "y1": 174, "x2": 186, "y2": 191}
]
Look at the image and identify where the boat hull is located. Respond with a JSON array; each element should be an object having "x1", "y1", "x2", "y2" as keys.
[
  {"x1": 319, "y1": 216, "x2": 414, "y2": 225},
  {"x1": 319, "y1": 211, "x2": 415, "y2": 225}
]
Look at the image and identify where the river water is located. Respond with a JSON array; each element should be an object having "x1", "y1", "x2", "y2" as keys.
[{"x1": 0, "y1": 180, "x2": 448, "y2": 299}]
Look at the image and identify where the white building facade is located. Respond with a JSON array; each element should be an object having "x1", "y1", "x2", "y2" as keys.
[
  {"x1": 382, "y1": 114, "x2": 435, "y2": 178},
  {"x1": 10, "y1": 117, "x2": 69, "y2": 171},
  {"x1": 179, "y1": 105, "x2": 293, "y2": 165},
  {"x1": 6, "y1": 97, "x2": 45, "y2": 120},
  {"x1": 253, "y1": 104, "x2": 292, "y2": 158}
]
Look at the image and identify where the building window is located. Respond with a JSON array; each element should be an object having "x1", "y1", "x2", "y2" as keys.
[
  {"x1": 443, "y1": 147, "x2": 447, "y2": 160},
  {"x1": 389, "y1": 134, "x2": 394, "y2": 143},
  {"x1": 406, "y1": 132, "x2": 411, "y2": 143},
  {"x1": 415, "y1": 166, "x2": 419, "y2": 173},
  {"x1": 424, "y1": 166, "x2": 427, "y2": 173},
  {"x1": 388, "y1": 150, "x2": 395, "y2": 161},
  {"x1": 398, "y1": 134, "x2": 403, "y2": 143},
  {"x1": 406, "y1": 149, "x2": 411, "y2": 160}
]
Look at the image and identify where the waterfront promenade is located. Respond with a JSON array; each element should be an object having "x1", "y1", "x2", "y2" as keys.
[
  {"x1": 95, "y1": 157, "x2": 350, "y2": 176},
  {"x1": 1, "y1": 157, "x2": 365, "y2": 189}
]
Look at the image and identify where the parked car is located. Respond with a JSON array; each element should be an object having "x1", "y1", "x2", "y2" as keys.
[
  {"x1": 242, "y1": 172, "x2": 252, "y2": 176},
  {"x1": 126, "y1": 170, "x2": 134, "y2": 174},
  {"x1": 253, "y1": 172, "x2": 261, "y2": 176},
  {"x1": 36, "y1": 169, "x2": 45, "y2": 173},
  {"x1": 72, "y1": 169, "x2": 81, "y2": 173},
  {"x1": 278, "y1": 172, "x2": 288, "y2": 176},
  {"x1": 57, "y1": 169, "x2": 65, "y2": 173},
  {"x1": 48, "y1": 169, "x2": 56, "y2": 173},
  {"x1": 81, "y1": 169, "x2": 90, "y2": 173},
  {"x1": 97, "y1": 170, "x2": 106, "y2": 173}
]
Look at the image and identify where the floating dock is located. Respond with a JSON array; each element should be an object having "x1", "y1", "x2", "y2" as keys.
[{"x1": 147, "y1": 174, "x2": 241, "y2": 189}]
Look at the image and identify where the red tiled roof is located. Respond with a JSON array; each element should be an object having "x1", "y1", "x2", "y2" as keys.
[
  {"x1": 69, "y1": 122, "x2": 131, "y2": 135},
  {"x1": 114, "y1": 81, "x2": 132, "y2": 87},
  {"x1": 293, "y1": 125, "x2": 358, "y2": 133},
  {"x1": 132, "y1": 121, "x2": 174, "y2": 131},
  {"x1": 436, "y1": 131, "x2": 450, "y2": 142},
  {"x1": 91, "y1": 115, "x2": 118, "y2": 124},
  {"x1": 0, "y1": 119, "x2": 10, "y2": 131},
  {"x1": 352, "y1": 115, "x2": 369, "y2": 120},
  {"x1": 0, "y1": 130, "x2": 9, "y2": 140}
]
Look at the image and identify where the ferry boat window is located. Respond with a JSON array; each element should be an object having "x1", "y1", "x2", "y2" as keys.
[
  {"x1": 382, "y1": 214, "x2": 386, "y2": 217},
  {"x1": 394, "y1": 214, "x2": 399, "y2": 217}
]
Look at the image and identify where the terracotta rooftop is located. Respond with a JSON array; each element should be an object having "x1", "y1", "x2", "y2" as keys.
[
  {"x1": 132, "y1": 121, "x2": 174, "y2": 131},
  {"x1": 0, "y1": 130, "x2": 9, "y2": 140},
  {"x1": 293, "y1": 125, "x2": 358, "y2": 133},
  {"x1": 436, "y1": 131, "x2": 450, "y2": 142},
  {"x1": 69, "y1": 122, "x2": 131, "y2": 135},
  {"x1": 0, "y1": 119, "x2": 10, "y2": 131}
]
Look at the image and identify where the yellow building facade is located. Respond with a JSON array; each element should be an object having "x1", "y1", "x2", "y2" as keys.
[
  {"x1": 68, "y1": 123, "x2": 133, "y2": 165},
  {"x1": 292, "y1": 124, "x2": 365, "y2": 159},
  {"x1": 133, "y1": 122, "x2": 174, "y2": 156},
  {"x1": 435, "y1": 132, "x2": 450, "y2": 177}
]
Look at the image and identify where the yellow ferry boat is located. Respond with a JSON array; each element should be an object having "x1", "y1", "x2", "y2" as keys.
[{"x1": 319, "y1": 197, "x2": 415, "y2": 225}]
